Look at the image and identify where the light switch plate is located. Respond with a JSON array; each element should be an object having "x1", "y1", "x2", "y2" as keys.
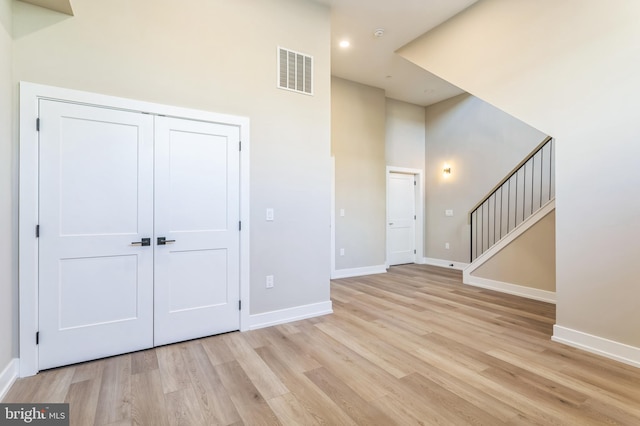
[
  {"x1": 445, "y1": 209, "x2": 454, "y2": 217},
  {"x1": 266, "y1": 208, "x2": 274, "y2": 221}
]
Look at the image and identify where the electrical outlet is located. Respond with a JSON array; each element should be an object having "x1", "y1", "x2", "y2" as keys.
[
  {"x1": 266, "y1": 275, "x2": 274, "y2": 288},
  {"x1": 445, "y1": 242, "x2": 450, "y2": 250},
  {"x1": 340, "y1": 248, "x2": 345, "y2": 256}
]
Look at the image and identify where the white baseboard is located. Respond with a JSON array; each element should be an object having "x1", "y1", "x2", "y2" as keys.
[
  {"x1": 332, "y1": 264, "x2": 387, "y2": 279},
  {"x1": 248, "y1": 301, "x2": 333, "y2": 331},
  {"x1": 463, "y1": 275, "x2": 556, "y2": 304},
  {"x1": 552, "y1": 325, "x2": 640, "y2": 369},
  {"x1": 420, "y1": 257, "x2": 468, "y2": 271},
  {"x1": 0, "y1": 358, "x2": 19, "y2": 402}
]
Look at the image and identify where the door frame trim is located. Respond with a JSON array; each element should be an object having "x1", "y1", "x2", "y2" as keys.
[
  {"x1": 385, "y1": 166, "x2": 424, "y2": 268},
  {"x1": 18, "y1": 82, "x2": 251, "y2": 377},
  {"x1": 330, "y1": 156, "x2": 336, "y2": 279}
]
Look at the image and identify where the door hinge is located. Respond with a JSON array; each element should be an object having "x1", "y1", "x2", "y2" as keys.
[
  {"x1": 239, "y1": 141, "x2": 242, "y2": 151},
  {"x1": 36, "y1": 331, "x2": 39, "y2": 345},
  {"x1": 36, "y1": 225, "x2": 40, "y2": 238},
  {"x1": 414, "y1": 180, "x2": 416, "y2": 186},
  {"x1": 414, "y1": 249, "x2": 417, "y2": 254},
  {"x1": 36, "y1": 118, "x2": 40, "y2": 132},
  {"x1": 239, "y1": 221, "x2": 242, "y2": 231},
  {"x1": 414, "y1": 215, "x2": 416, "y2": 220},
  {"x1": 239, "y1": 300, "x2": 242, "y2": 310}
]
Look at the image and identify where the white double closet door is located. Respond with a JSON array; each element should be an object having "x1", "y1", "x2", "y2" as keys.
[{"x1": 38, "y1": 100, "x2": 240, "y2": 370}]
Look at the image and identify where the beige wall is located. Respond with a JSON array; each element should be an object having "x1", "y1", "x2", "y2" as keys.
[
  {"x1": 336, "y1": 86, "x2": 546, "y2": 271},
  {"x1": 332, "y1": 77, "x2": 386, "y2": 270},
  {"x1": 424, "y1": 94, "x2": 547, "y2": 263},
  {"x1": 0, "y1": 0, "x2": 14, "y2": 371},
  {"x1": 473, "y1": 210, "x2": 555, "y2": 292},
  {"x1": 385, "y1": 98, "x2": 425, "y2": 171},
  {"x1": 399, "y1": 0, "x2": 640, "y2": 348},
  {"x1": 12, "y1": 0, "x2": 332, "y2": 316}
]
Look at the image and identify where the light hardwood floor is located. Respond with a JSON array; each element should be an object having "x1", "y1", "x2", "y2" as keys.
[{"x1": 5, "y1": 264, "x2": 640, "y2": 425}]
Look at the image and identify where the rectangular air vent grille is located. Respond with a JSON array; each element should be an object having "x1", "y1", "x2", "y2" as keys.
[{"x1": 278, "y1": 47, "x2": 313, "y2": 95}]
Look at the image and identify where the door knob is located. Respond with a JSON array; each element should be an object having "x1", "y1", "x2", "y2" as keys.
[
  {"x1": 157, "y1": 237, "x2": 176, "y2": 245},
  {"x1": 131, "y1": 238, "x2": 151, "y2": 246}
]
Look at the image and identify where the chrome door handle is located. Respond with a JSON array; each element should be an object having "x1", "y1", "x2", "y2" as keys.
[
  {"x1": 131, "y1": 238, "x2": 151, "y2": 246},
  {"x1": 157, "y1": 237, "x2": 176, "y2": 245}
]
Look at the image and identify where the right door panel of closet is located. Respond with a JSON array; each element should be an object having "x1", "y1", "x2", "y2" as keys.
[{"x1": 153, "y1": 116, "x2": 241, "y2": 346}]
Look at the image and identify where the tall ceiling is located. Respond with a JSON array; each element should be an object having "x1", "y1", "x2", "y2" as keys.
[
  {"x1": 314, "y1": 0, "x2": 478, "y2": 106},
  {"x1": 17, "y1": 0, "x2": 476, "y2": 106}
]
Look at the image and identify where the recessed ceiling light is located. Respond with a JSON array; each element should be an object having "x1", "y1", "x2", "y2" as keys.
[
  {"x1": 373, "y1": 29, "x2": 385, "y2": 38},
  {"x1": 339, "y1": 40, "x2": 350, "y2": 48}
]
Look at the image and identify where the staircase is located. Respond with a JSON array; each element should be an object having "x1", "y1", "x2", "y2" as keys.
[
  {"x1": 463, "y1": 136, "x2": 556, "y2": 303},
  {"x1": 469, "y1": 136, "x2": 554, "y2": 262}
]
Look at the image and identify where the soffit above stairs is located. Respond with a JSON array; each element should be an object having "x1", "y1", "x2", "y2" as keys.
[{"x1": 18, "y1": 0, "x2": 73, "y2": 16}]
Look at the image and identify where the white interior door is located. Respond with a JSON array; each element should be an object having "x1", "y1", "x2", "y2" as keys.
[
  {"x1": 38, "y1": 100, "x2": 154, "y2": 370},
  {"x1": 153, "y1": 117, "x2": 241, "y2": 346},
  {"x1": 38, "y1": 102, "x2": 241, "y2": 370},
  {"x1": 388, "y1": 172, "x2": 416, "y2": 266}
]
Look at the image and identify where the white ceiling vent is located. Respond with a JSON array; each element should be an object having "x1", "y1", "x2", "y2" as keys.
[{"x1": 278, "y1": 47, "x2": 313, "y2": 96}]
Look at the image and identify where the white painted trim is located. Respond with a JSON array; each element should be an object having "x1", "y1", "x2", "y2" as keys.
[
  {"x1": 420, "y1": 257, "x2": 468, "y2": 271},
  {"x1": 553, "y1": 325, "x2": 640, "y2": 369},
  {"x1": 332, "y1": 265, "x2": 387, "y2": 279},
  {"x1": 19, "y1": 82, "x2": 251, "y2": 376},
  {"x1": 239, "y1": 109, "x2": 251, "y2": 334},
  {"x1": 249, "y1": 301, "x2": 333, "y2": 330},
  {"x1": 19, "y1": 83, "x2": 40, "y2": 378},
  {"x1": 0, "y1": 358, "x2": 19, "y2": 402},
  {"x1": 20, "y1": 82, "x2": 249, "y2": 124},
  {"x1": 330, "y1": 156, "x2": 336, "y2": 279},
  {"x1": 464, "y1": 276, "x2": 556, "y2": 303},
  {"x1": 460, "y1": 199, "x2": 555, "y2": 304},
  {"x1": 465, "y1": 199, "x2": 555, "y2": 276},
  {"x1": 385, "y1": 167, "x2": 424, "y2": 267}
]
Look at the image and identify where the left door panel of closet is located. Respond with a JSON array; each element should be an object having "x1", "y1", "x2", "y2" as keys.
[{"x1": 38, "y1": 100, "x2": 154, "y2": 370}]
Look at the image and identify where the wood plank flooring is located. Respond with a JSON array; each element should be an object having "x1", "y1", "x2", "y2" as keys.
[{"x1": 5, "y1": 264, "x2": 640, "y2": 425}]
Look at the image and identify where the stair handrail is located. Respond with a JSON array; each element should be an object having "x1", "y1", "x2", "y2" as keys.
[
  {"x1": 468, "y1": 136, "x2": 553, "y2": 224},
  {"x1": 468, "y1": 135, "x2": 554, "y2": 262}
]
